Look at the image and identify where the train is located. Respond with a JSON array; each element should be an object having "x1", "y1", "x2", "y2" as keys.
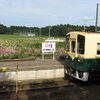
[{"x1": 64, "y1": 31, "x2": 100, "y2": 81}]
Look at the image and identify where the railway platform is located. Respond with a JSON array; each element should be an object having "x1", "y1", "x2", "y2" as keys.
[
  {"x1": 0, "y1": 57, "x2": 64, "y2": 81},
  {"x1": 0, "y1": 57, "x2": 64, "y2": 71}
]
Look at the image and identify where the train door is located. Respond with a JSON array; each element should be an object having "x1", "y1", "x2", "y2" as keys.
[
  {"x1": 70, "y1": 39, "x2": 76, "y2": 68},
  {"x1": 65, "y1": 34, "x2": 77, "y2": 77},
  {"x1": 71, "y1": 39, "x2": 76, "y2": 56},
  {"x1": 66, "y1": 34, "x2": 77, "y2": 69}
]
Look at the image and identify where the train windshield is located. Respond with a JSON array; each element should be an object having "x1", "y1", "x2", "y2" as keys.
[
  {"x1": 66, "y1": 35, "x2": 70, "y2": 52},
  {"x1": 77, "y1": 35, "x2": 85, "y2": 54}
]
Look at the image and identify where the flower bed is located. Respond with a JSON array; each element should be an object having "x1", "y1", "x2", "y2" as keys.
[{"x1": 0, "y1": 35, "x2": 66, "y2": 59}]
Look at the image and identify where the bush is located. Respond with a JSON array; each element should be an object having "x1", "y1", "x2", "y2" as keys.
[
  {"x1": 56, "y1": 42, "x2": 66, "y2": 49},
  {"x1": 33, "y1": 42, "x2": 41, "y2": 48}
]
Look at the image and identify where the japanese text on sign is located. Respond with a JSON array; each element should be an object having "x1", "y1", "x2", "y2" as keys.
[{"x1": 42, "y1": 42, "x2": 56, "y2": 53}]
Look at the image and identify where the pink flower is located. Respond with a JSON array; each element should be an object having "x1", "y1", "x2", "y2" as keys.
[
  {"x1": 0, "y1": 48, "x2": 4, "y2": 54},
  {"x1": 0, "y1": 47, "x2": 16, "y2": 57},
  {"x1": 5, "y1": 48, "x2": 16, "y2": 54}
]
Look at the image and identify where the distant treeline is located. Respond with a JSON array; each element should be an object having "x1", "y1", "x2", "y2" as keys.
[{"x1": 0, "y1": 24, "x2": 100, "y2": 36}]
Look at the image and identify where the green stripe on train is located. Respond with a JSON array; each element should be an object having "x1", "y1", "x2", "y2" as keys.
[{"x1": 65, "y1": 55, "x2": 100, "y2": 72}]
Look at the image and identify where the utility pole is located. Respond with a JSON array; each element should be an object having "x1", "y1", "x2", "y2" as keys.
[
  {"x1": 83, "y1": 23, "x2": 86, "y2": 32},
  {"x1": 95, "y1": 3, "x2": 99, "y2": 32},
  {"x1": 49, "y1": 26, "x2": 51, "y2": 38},
  {"x1": 83, "y1": 17, "x2": 88, "y2": 32},
  {"x1": 40, "y1": 28, "x2": 41, "y2": 36}
]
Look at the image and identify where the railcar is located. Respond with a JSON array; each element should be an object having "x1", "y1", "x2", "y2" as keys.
[{"x1": 64, "y1": 31, "x2": 100, "y2": 81}]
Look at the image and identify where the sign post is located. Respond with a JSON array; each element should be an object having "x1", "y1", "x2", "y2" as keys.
[{"x1": 42, "y1": 42, "x2": 56, "y2": 60}]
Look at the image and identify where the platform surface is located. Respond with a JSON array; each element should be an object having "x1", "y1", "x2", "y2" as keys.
[{"x1": 0, "y1": 57, "x2": 64, "y2": 71}]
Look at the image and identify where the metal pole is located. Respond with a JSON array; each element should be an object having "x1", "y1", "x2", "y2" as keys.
[
  {"x1": 40, "y1": 28, "x2": 41, "y2": 36},
  {"x1": 16, "y1": 62, "x2": 18, "y2": 100},
  {"x1": 84, "y1": 24, "x2": 86, "y2": 32},
  {"x1": 49, "y1": 26, "x2": 50, "y2": 38},
  {"x1": 95, "y1": 3, "x2": 99, "y2": 32},
  {"x1": 83, "y1": 17, "x2": 88, "y2": 32}
]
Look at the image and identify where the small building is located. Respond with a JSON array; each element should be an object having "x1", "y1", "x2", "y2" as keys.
[
  {"x1": 27, "y1": 32, "x2": 35, "y2": 37},
  {"x1": 45, "y1": 38, "x2": 65, "y2": 42}
]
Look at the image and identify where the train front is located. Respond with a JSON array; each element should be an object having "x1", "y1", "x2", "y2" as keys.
[{"x1": 64, "y1": 32, "x2": 100, "y2": 81}]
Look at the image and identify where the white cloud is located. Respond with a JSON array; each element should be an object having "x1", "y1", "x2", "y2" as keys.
[
  {"x1": 0, "y1": 0, "x2": 100, "y2": 26},
  {"x1": 0, "y1": 0, "x2": 59, "y2": 18}
]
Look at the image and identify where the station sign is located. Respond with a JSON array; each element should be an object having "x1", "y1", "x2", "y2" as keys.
[
  {"x1": 42, "y1": 42, "x2": 56, "y2": 60},
  {"x1": 42, "y1": 42, "x2": 56, "y2": 53}
]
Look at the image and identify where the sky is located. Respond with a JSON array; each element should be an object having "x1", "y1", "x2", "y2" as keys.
[{"x1": 0, "y1": 0, "x2": 100, "y2": 27}]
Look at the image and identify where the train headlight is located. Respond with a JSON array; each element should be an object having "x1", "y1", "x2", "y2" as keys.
[
  {"x1": 66, "y1": 55, "x2": 69, "y2": 61},
  {"x1": 78, "y1": 59, "x2": 83, "y2": 63},
  {"x1": 66, "y1": 55, "x2": 68, "y2": 59}
]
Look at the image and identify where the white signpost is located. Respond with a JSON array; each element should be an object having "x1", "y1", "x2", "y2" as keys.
[{"x1": 42, "y1": 42, "x2": 56, "y2": 60}]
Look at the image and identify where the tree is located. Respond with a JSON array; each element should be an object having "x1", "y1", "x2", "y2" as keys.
[
  {"x1": 0, "y1": 24, "x2": 99, "y2": 35},
  {"x1": 0, "y1": 24, "x2": 10, "y2": 34}
]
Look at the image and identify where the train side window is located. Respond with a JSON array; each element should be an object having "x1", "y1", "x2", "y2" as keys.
[
  {"x1": 71, "y1": 41, "x2": 76, "y2": 53},
  {"x1": 97, "y1": 43, "x2": 100, "y2": 54},
  {"x1": 77, "y1": 35, "x2": 85, "y2": 54},
  {"x1": 66, "y1": 35, "x2": 70, "y2": 52}
]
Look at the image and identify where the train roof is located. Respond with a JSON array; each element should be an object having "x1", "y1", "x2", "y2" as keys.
[{"x1": 67, "y1": 31, "x2": 100, "y2": 36}]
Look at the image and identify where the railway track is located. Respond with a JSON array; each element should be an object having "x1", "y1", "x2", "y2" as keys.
[
  {"x1": 0, "y1": 79, "x2": 100, "y2": 100},
  {"x1": 1, "y1": 77, "x2": 100, "y2": 93},
  {"x1": 0, "y1": 79, "x2": 74, "y2": 93}
]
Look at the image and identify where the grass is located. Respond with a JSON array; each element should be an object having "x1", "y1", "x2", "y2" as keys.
[
  {"x1": 56, "y1": 42, "x2": 66, "y2": 49},
  {"x1": 0, "y1": 35, "x2": 66, "y2": 59}
]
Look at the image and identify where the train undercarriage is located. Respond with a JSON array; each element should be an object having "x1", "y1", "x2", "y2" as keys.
[
  {"x1": 64, "y1": 67, "x2": 89, "y2": 81},
  {"x1": 64, "y1": 67, "x2": 100, "y2": 81}
]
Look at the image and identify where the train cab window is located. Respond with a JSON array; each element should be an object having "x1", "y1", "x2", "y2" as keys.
[
  {"x1": 77, "y1": 35, "x2": 85, "y2": 54},
  {"x1": 66, "y1": 35, "x2": 70, "y2": 52},
  {"x1": 71, "y1": 41, "x2": 76, "y2": 53},
  {"x1": 97, "y1": 43, "x2": 100, "y2": 54}
]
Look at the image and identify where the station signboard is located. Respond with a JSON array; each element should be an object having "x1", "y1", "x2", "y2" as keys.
[
  {"x1": 42, "y1": 42, "x2": 56, "y2": 60},
  {"x1": 42, "y1": 42, "x2": 56, "y2": 53}
]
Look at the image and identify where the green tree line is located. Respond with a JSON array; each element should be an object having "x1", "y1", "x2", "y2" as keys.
[{"x1": 0, "y1": 24, "x2": 100, "y2": 36}]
